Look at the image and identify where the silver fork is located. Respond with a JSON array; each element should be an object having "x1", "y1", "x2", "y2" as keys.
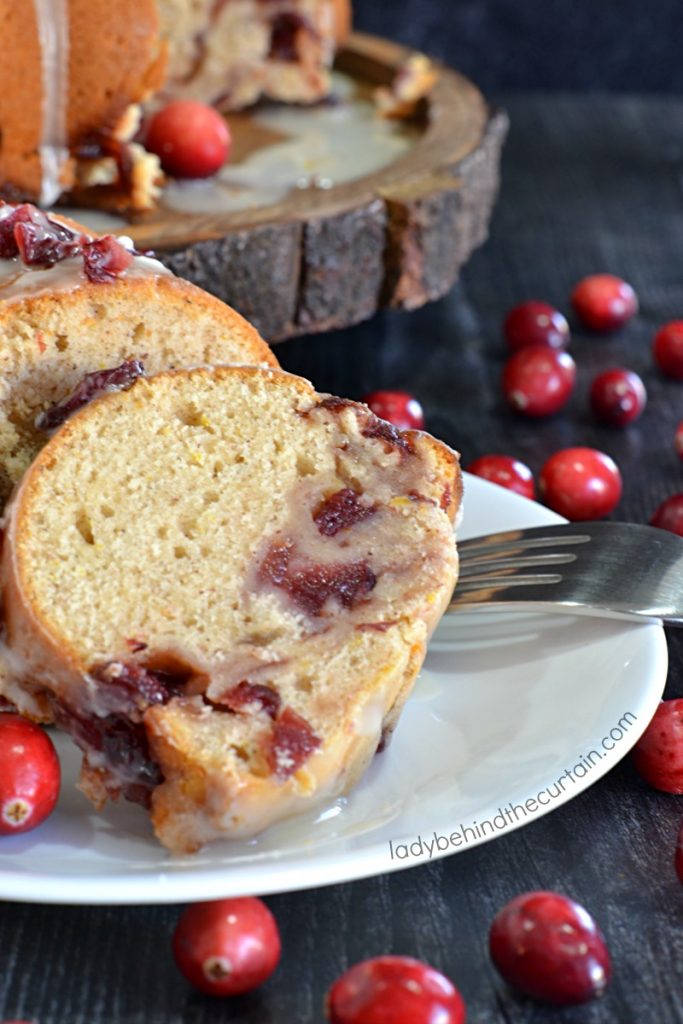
[{"x1": 449, "y1": 522, "x2": 683, "y2": 625}]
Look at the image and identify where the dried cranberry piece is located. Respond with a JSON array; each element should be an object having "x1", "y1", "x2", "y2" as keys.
[
  {"x1": 288, "y1": 561, "x2": 376, "y2": 615},
  {"x1": 269, "y1": 12, "x2": 306, "y2": 61},
  {"x1": 36, "y1": 358, "x2": 145, "y2": 433},
  {"x1": 0, "y1": 204, "x2": 32, "y2": 258},
  {"x1": 313, "y1": 488, "x2": 377, "y2": 536},
  {"x1": 361, "y1": 417, "x2": 414, "y2": 455},
  {"x1": 101, "y1": 717, "x2": 163, "y2": 790},
  {"x1": 52, "y1": 699, "x2": 162, "y2": 797},
  {"x1": 15, "y1": 219, "x2": 81, "y2": 267},
  {"x1": 221, "y1": 681, "x2": 282, "y2": 720},
  {"x1": 313, "y1": 396, "x2": 358, "y2": 414},
  {"x1": 267, "y1": 707, "x2": 321, "y2": 778},
  {"x1": 259, "y1": 541, "x2": 376, "y2": 615},
  {"x1": 81, "y1": 235, "x2": 134, "y2": 283},
  {"x1": 89, "y1": 660, "x2": 186, "y2": 712},
  {"x1": 259, "y1": 540, "x2": 293, "y2": 587}
]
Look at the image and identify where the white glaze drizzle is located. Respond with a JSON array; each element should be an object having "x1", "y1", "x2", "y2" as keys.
[
  {"x1": 33, "y1": 0, "x2": 70, "y2": 206},
  {"x1": 0, "y1": 229, "x2": 171, "y2": 303},
  {"x1": 161, "y1": 72, "x2": 420, "y2": 216}
]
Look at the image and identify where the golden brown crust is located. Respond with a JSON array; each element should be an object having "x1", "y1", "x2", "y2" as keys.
[
  {"x1": 0, "y1": 1, "x2": 46, "y2": 199},
  {"x1": 68, "y1": 0, "x2": 166, "y2": 141},
  {"x1": 332, "y1": 0, "x2": 352, "y2": 43},
  {"x1": 0, "y1": 274, "x2": 278, "y2": 369}
]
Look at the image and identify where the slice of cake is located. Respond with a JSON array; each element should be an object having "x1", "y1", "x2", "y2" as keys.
[
  {"x1": 0, "y1": 365, "x2": 460, "y2": 853},
  {"x1": 0, "y1": 201, "x2": 277, "y2": 506},
  {"x1": 0, "y1": 0, "x2": 350, "y2": 210}
]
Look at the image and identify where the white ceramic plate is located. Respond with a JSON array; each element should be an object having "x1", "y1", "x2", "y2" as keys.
[{"x1": 0, "y1": 474, "x2": 667, "y2": 905}]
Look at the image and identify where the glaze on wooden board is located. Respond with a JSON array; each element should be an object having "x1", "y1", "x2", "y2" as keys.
[{"x1": 110, "y1": 33, "x2": 507, "y2": 342}]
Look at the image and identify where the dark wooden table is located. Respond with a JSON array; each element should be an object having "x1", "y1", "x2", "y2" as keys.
[{"x1": 2, "y1": 93, "x2": 683, "y2": 1023}]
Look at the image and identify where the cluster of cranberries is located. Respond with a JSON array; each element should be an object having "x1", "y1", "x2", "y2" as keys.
[
  {"x1": 167, "y1": 889, "x2": 610, "y2": 1017},
  {"x1": 363, "y1": 276, "x2": 683, "y2": 527},
  {"x1": 497, "y1": 279, "x2": 683, "y2": 524}
]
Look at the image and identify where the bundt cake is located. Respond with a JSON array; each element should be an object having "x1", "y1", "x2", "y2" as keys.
[
  {"x1": 0, "y1": 365, "x2": 460, "y2": 853},
  {"x1": 0, "y1": 0, "x2": 350, "y2": 210},
  {"x1": 0, "y1": 200, "x2": 277, "y2": 506}
]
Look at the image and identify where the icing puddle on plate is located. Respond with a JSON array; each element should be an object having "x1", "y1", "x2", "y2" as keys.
[{"x1": 68, "y1": 71, "x2": 422, "y2": 232}]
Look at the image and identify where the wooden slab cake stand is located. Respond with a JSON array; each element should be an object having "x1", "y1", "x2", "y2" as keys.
[{"x1": 125, "y1": 33, "x2": 508, "y2": 343}]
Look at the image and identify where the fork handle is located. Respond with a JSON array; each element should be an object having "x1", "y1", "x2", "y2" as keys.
[{"x1": 447, "y1": 596, "x2": 669, "y2": 625}]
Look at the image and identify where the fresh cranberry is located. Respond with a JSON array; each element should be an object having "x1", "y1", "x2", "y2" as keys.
[
  {"x1": 326, "y1": 955, "x2": 466, "y2": 1024},
  {"x1": 489, "y1": 891, "x2": 611, "y2": 1005},
  {"x1": 362, "y1": 391, "x2": 424, "y2": 430},
  {"x1": 631, "y1": 699, "x2": 683, "y2": 793},
  {"x1": 589, "y1": 367, "x2": 646, "y2": 426},
  {"x1": 0, "y1": 714, "x2": 60, "y2": 835},
  {"x1": 571, "y1": 274, "x2": 638, "y2": 332},
  {"x1": 503, "y1": 301, "x2": 570, "y2": 352},
  {"x1": 539, "y1": 447, "x2": 622, "y2": 520},
  {"x1": 173, "y1": 897, "x2": 281, "y2": 996},
  {"x1": 650, "y1": 494, "x2": 683, "y2": 536},
  {"x1": 653, "y1": 321, "x2": 683, "y2": 379},
  {"x1": 676, "y1": 821, "x2": 683, "y2": 885},
  {"x1": 145, "y1": 101, "x2": 231, "y2": 178},
  {"x1": 502, "y1": 347, "x2": 576, "y2": 417},
  {"x1": 675, "y1": 422, "x2": 683, "y2": 460},
  {"x1": 467, "y1": 454, "x2": 535, "y2": 499}
]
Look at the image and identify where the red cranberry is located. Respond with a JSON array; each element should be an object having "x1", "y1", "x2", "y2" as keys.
[
  {"x1": 146, "y1": 101, "x2": 231, "y2": 178},
  {"x1": 675, "y1": 422, "x2": 683, "y2": 460},
  {"x1": 650, "y1": 494, "x2": 683, "y2": 536},
  {"x1": 489, "y1": 891, "x2": 611, "y2": 1005},
  {"x1": 326, "y1": 956, "x2": 466, "y2": 1024},
  {"x1": 676, "y1": 820, "x2": 683, "y2": 885},
  {"x1": 173, "y1": 897, "x2": 281, "y2": 996},
  {"x1": 571, "y1": 274, "x2": 638, "y2": 332},
  {"x1": 653, "y1": 321, "x2": 683, "y2": 379},
  {"x1": 362, "y1": 390, "x2": 424, "y2": 430},
  {"x1": 631, "y1": 699, "x2": 683, "y2": 793},
  {"x1": 81, "y1": 236, "x2": 134, "y2": 283},
  {"x1": 589, "y1": 367, "x2": 646, "y2": 426},
  {"x1": 467, "y1": 454, "x2": 535, "y2": 499},
  {"x1": 539, "y1": 447, "x2": 622, "y2": 520},
  {"x1": 503, "y1": 301, "x2": 570, "y2": 351},
  {"x1": 502, "y1": 347, "x2": 576, "y2": 417},
  {"x1": 0, "y1": 714, "x2": 60, "y2": 835}
]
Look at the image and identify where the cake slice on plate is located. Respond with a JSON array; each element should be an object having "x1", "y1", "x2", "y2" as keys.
[
  {"x1": 0, "y1": 365, "x2": 460, "y2": 853},
  {"x1": 0, "y1": 201, "x2": 277, "y2": 506}
]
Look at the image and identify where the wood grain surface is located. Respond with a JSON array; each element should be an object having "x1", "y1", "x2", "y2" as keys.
[
  {"x1": 1, "y1": 93, "x2": 682, "y2": 1024},
  {"x1": 127, "y1": 33, "x2": 507, "y2": 341}
]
